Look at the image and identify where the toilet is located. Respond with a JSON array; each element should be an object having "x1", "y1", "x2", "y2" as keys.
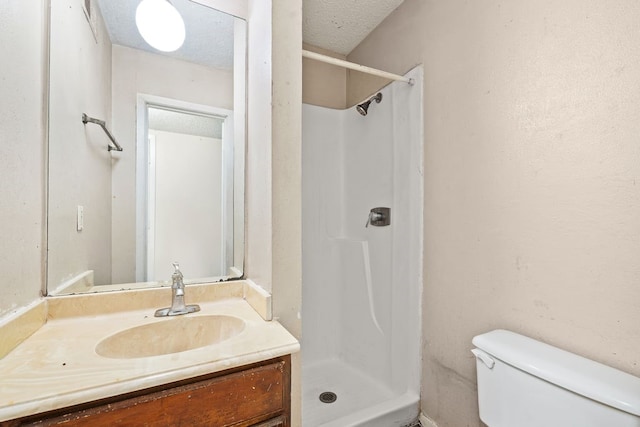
[{"x1": 472, "y1": 329, "x2": 640, "y2": 427}]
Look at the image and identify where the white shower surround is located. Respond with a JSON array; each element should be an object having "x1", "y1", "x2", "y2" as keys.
[{"x1": 302, "y1": 66, "x2": 423, "y2": 427}]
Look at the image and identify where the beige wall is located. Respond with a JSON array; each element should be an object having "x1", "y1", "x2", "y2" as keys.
[
  {"x1": 246, "y1": 0, "x2": 303, "y2": 337},
  {"x1": 346, "y1": 71, "x2": 390, "y2": 108},
  {"x1": 347, "y1": 1, "x2": 640, "y2": 426},
  {"x1": 272, "y1": 2, "x2": 302, "y2": 426},
  {"x1": 0, "y1": 1, "x2": 47, "y2": 315},
  {"x1": 302, "y1": 43, "x2": 347, "y2": 109},
  {"x1": 271, "y1": 0, "x2": 302, "y2": 341},
  {"x1": 245, "y1": 0, "x2": 302, "y2": 424}
]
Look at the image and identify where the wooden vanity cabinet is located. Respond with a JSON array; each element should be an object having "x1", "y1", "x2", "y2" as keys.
[{"x1": 4, "y1": 355, "x2": 291, "y2": 427}]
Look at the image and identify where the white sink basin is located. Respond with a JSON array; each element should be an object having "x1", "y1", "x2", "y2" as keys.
[{"x1": 95, "y1": 315, "x2": 245, "y2": 359}]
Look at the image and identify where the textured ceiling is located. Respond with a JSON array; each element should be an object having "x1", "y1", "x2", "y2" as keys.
[
  {"x1": 303, "y1": 0, "x2": 405, "y2": 55},
  {"x1": 96, "y1": 0, "x2": 234, "y2": 69},
  {"x1": 98, "y1": 0, "x2": 404, "y2": 68}
]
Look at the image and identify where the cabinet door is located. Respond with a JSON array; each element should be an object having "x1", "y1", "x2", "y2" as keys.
[{"x1": 17, "y1": 357, "x2": 290, "y2": 427}]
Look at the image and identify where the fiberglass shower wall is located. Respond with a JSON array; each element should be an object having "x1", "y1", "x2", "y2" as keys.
[{"x1": 303, "y1": 66, "x2": 423, "y2": 397}]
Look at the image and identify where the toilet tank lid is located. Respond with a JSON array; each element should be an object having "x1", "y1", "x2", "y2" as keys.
[{"x1": 472, "y1": 329, "x2": 640, "y2": 417}]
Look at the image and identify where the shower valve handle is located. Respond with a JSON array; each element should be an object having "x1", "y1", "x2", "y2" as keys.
[{"x1": 366, "y1": 207, "x2": 390, "y2": 228}]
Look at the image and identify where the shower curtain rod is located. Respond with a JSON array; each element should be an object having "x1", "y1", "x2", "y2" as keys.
[{"x1": 302, "y1": 49, "x2": 414, "y2": 85}]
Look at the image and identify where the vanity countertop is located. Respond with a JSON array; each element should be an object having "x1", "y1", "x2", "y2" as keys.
[{"x1": 0, "y1": 285, "x2": 299, "y2": 422}]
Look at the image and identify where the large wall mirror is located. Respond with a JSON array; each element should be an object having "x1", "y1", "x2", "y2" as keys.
[{"x1": 47, "y1": 0, "x2": 246, "y2": 295}]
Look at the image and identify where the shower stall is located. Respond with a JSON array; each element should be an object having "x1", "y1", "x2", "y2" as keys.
[{"x1": 302, "y1": 66, "x2": 423, "y2": 427}]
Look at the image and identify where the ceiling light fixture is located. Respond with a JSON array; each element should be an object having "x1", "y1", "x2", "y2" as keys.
[{"x1": 135, "y1": 0, "x2": 185, "y2": 52}]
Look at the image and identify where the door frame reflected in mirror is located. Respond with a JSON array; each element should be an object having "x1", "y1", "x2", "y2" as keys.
[{"x1": 135, "y1": 94, "x2": 238, "y2": 285}]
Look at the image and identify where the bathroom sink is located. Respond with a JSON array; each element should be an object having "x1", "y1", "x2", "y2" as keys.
[{"x1": 95, "y1": 315, "x2": 245, "y2": 359}]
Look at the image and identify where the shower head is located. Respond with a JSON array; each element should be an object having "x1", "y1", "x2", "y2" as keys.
[
  {"x1": 356, "y1": 101, "x2": 371, "y2": 116},
  {"x1": 356, "y1": 93, "x2": 383, "y2": 116}
]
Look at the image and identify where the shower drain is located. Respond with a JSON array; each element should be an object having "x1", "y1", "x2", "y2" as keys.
[{"x1": 319, "y1": 391, "x2": 337, "y2": 403}]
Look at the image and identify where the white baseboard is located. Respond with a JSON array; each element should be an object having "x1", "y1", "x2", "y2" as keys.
[{"x1": 420, "y1": 413, "x2": 438, "y2": 427}]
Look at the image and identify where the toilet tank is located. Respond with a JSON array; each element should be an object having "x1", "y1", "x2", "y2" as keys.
[{"x1": 472, "y1": 330, "x2": 640, "y2": 427}]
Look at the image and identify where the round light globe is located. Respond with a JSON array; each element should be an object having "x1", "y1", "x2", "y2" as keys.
[{"x1": 135, "y1": 0, "x2": 185, "y2": 52}]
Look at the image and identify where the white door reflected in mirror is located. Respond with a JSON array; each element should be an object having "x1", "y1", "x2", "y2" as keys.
[{"x1": 144, "y1": 105, "x2": 231, "y2": 282}]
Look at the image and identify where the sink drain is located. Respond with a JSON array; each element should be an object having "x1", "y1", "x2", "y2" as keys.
[{"x1": 319, "y1": 391, "x2": 337, "y2": 403}]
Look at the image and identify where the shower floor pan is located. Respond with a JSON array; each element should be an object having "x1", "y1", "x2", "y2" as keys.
[{"x1": 302, "y1": 358, "x2": 419, "y2": 427}]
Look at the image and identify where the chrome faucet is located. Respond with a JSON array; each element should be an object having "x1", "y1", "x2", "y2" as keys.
[{"x1": 154, "y1": 262, "x2": 200, "y2": 317}]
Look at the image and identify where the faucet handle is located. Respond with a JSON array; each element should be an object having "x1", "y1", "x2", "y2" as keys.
[
  {"x1": 172, "y1": 262, "x2": 183, "y2": 283},
  {"x1": 172, "y1": 262, "x2": 183, "y2": 275}
]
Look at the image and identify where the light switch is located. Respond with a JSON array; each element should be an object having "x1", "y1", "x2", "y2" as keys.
[{"x1": 77, "y1": 205, "x2": 84, "y2": 231}]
